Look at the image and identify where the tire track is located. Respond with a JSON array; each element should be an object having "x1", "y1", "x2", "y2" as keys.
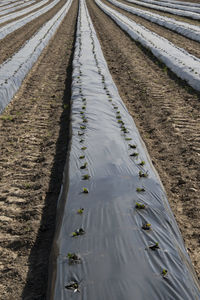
[{"x1": 87, "y1": 0, "x2": 200, "y2": 279}]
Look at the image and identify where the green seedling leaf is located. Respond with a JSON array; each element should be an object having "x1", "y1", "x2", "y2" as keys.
[
  {"x1": 82, "y1": 187, "x2": 88, "y2": 193},
  {"x1": 72, "y1": 228, "x2": 85, "y2": 237},
  {"x1": 80, "y1": 111, "x2": 84, "y2": 115},
  {"x1": 82, "y1": 106, "x2": 86, "y2": 110},
  {"x1": 129, "y1": 144, "x2": 136, "y2": 149},
  {"x1": 80, "y1": 125, "x2": 86, "y2": 130},
  {"x1": 130, "y1": 152, "x2": 139, "y2": 157},
  {"x1": 80, "y1": 162, "x2": 87, "y2": 169},
  {"x1": 77, "y1": 208, "x2": 84, "y2": 214},
  {"x1": 82, "y1": 174, "x2": 90, "y2": 180},
  {"x1": 139, "y1": 171, "x2": 148, "y2": 178},
  {"x1": 67, "y1": 253, "x2": 81, "y2": 264},
  {"x1": 116, "y1": 115, "x2": 121, "y2": 119},
  {"x1": 139, "y1": 161, "x2": 145, "y2": 166},
  {"x1": 117, "y1": 120, "x2": 123, "y2": 124},
  {"x1": 83, "y1": 119, "x2": 88, "y2": 123},
  {"x1": 114, "y1": 106, "x2": 118, "y2": 109},
  {"x1": 79, "y1": 139, "x2": 84, "y2": 143},
  {"x1": 79, "y1": 155, "x2": 85, "y2": 159},
  {"x1": 81, "y1": 147, "x2": 87, "y2": 150},
  {"x1": 142, "y1": 223, "x2": 151, "y2": 230},
  {"x1": 149, "y1": 242, "x2": 159, "y2": 250},
  {"x1": 125, "y1": 137, "x2": 132, "y2": 141},
  {"x1": 135, "y1": 202, "x2": 145, "y2": 209},
  {"x1": 162, "y1": 269, "x2": 168, "y2": 277},
  {"x1": 136, "y1": 188, "x2": 145, "y2": 192},
  {"x1": 65, "y1": 281, "x2": 80, "y2": 293}
]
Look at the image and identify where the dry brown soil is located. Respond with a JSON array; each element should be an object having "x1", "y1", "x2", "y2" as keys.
[
  {"x1": 0, "y1": 0, "x2": 200, "y2": 298},
  {"x1": 0, "y1": 0, "x2": 78, "y2": 298}
]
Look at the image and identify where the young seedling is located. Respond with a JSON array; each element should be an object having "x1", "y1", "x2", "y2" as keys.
[
  {"x1": 129, "y1": 144, "x2": 136, "y2": 149},
  {"x1": 135, "y1": 202, "x2": 145, "y2": 209},
  {"x1": 80, "y1": 162, "x2": 87, "y2": 169},
  {"x1": 77, "y1": 208, "x2": 84, "y2": 214},
  {"x1": 65, "y1": 281, "x2": 80, "y2": 293},
  {"x1": 114, "y1": 106, "x2": 118, "y2": 109},
  {"x1": 139, "y1": 171, "x2": 148, "y2": 178},
  {"x1": 81, "y1": 146, "x2": 87, "y2": 150},
  {"x1": 79, "y1": 155, "x2": 85, "y2": 159},
  {"x1": 130, "y1": 152, "x2": 139, "y2": 157},
  {"x1": 121, "y1": 127, "x2": 129, "y2": 133},
  {"x1": 79, "y1": 139, "x2": 84, "y2": 143},
  {"x1": 125, "y1": 137, "x2": 132, "y2": 141},
  {"x1": 117, "y1": 120, "x2": 123, "y2": 124},
  {"x1": 139, "y1": 161, "x2": 145, "y2": 166},
  {"x1": 136, "y1": 187, "x2": 145, "y2": 192},
  {"x1": 67, "y1": 253, "x2": 81, "y2": 264},
  {"x1": 116, "y1": 115, "x2": 121, "y2": 119},
  {"x1": 82, "y1": 174, "x2": 90, "y2": 180},
  {"x1": 162, "y1": 269, "x2": 168, "y2": 278},
  {"x1": 72, "y1": 228, "x2": 85, "y2": 237},
  {"x1": 80, "y1": 125, "x2": 86, "y2": 130},
  {"x1": 82, "y1": 187, "x2": 89, "y2": 193},
  {"x1": 149, "y1": 242, "x2": 159, "y2": 251},
  {"x1": 83, "y1": 119, "x2": 88, "y2": 123},
  {"x1": 142, "y1": 223, "x2": 151, "y2": 230},
  {"x1": 82, "y1": 106, "x2": 86, "y2": 110}
]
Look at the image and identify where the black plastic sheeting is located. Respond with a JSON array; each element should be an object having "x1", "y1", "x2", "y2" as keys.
[
  {"x1": 47, "y1": 0, "x2": 200, "y2": 299},
  {"x1": 0, "y1": 0, "x2": 73, "y2": 115}
]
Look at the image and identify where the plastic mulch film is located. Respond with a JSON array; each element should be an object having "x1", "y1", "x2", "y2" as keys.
[
  {"x1": 0, "y1": 0, "x2": 49, "y2": 24},
  {"x1": 0, "y1": 0, "x2": 35, "y2": 17},
  {"x1": 95, "y1": 0, "x2": 200, "y2": 92},
  {"x1": 0, "y1": 0, "x2": 61, "y2": 41},
  {"x1": 0, "y1": 0, "x2": 73, "y2": 115},
  {"x1": 47, "y1": 0, "x2": 200, "y2": 299}
]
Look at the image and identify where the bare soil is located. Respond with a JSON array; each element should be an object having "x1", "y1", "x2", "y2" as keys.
[
  {"x1": 0, "y1": 0, "x2": 200, "y2": 298},
  {"x1": 87, "y1": 0, "x2": 200, "y2": 279},
  {"x1": 0, "y1": 0, "x2": 78, "y2": 298},
  {"x1": 102, "y1": 0, "x2": 200, "y2": 58},
  {"x1": 120, "y1": 0, "x2": 200, "y2": 26},
  {"x1": 0, "y1": 0, "x2": 68, "y2": 64}
]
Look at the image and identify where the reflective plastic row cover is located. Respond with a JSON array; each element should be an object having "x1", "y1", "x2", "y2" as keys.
[
  {"x1": 0, "y1": 0, "x2": 73, "y2": 115},
  {"x1": 48, "y1": 0, "x2": 200, "y2": 299}
]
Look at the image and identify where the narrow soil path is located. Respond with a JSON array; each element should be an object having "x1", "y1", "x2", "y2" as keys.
[
  {"x1": 102, "y1": 0, "x2": 200, "y2": 59},
  {"x1": 0, "y1": 0, "x2": 67, "y2": 64},
  {"x1": 120, "y1": 0, "x2": 200, "y2": 26},
  {"x1": 87, "y1": 0, "x2": 200, "y2": 280},
  {"x1": 0, "y1": 0, "x2": 78, "y2": 298}
]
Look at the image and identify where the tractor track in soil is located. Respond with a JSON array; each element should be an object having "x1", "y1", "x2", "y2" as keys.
[
  {"x1": 0, "y1": 0, "x2": 78, "y2": 298},
  {"x1": 0, "y1": 0, "x2": 200, "y2": 298},
  {"x1": 87, "y1": 0, "x2": 200, "y2": 280}
]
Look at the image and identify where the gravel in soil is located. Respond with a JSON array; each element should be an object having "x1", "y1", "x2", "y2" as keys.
[
  {"x1": 0, "y1": 0, "x2": 68, "y2": 64},
  {"x1": 0, "y1": 0, "x2": 78, "y2": 298},
  {"x1": 87, "y1": 0, "x2": 200, "y2": 280}
]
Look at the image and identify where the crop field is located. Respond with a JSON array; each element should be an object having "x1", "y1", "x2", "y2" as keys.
[{"x1": 0, "y1": 0, "x2": 200, "y2": 298}]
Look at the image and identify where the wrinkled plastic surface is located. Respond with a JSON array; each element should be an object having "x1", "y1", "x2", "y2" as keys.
[
  {"x1": 96, "y1": 0, "x2": 200, "y2": 91},
  {"x1": 0, "y1": 0, "x2": 35, "y2": 17},
  {"x1": 158, "y1": 0, "x2": 200, "y2": 8},
  {"x1": 0, "y1": 0, "x2": 32, "y2": 12},
  {"x1": 0, "y1": 0, "x2": 49, "y2": 24},
  {"x1": 48, "y1": 0, "x2": 200, "y2": 299},
  {"x1": 131, "y1": 0, "x2": 200, "y2": 13},
  {"x1": 107, "y1": 0, "x2": 200, "y2": 42},
  {"x1": 0, "y1": 0, "x2": 73, "y2": 114},
  {"x1": 124, "y1": 0, "x2": 200, "y2": 20},
  {"x1": 0, "y1": 0, "x2": 61, "y2": 40}
]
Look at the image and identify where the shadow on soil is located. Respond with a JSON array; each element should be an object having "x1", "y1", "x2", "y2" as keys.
[{"x1": 21, "y1": 18, "x2": 77, "y2": 300}]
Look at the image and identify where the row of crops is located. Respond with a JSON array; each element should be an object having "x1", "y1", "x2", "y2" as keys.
[
  {"x1": 48, "y1": 0, "x2": 200, "y2": 298},
  {"x1": 0, "y1": 0, "x2": 200, "y2": 298}
]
